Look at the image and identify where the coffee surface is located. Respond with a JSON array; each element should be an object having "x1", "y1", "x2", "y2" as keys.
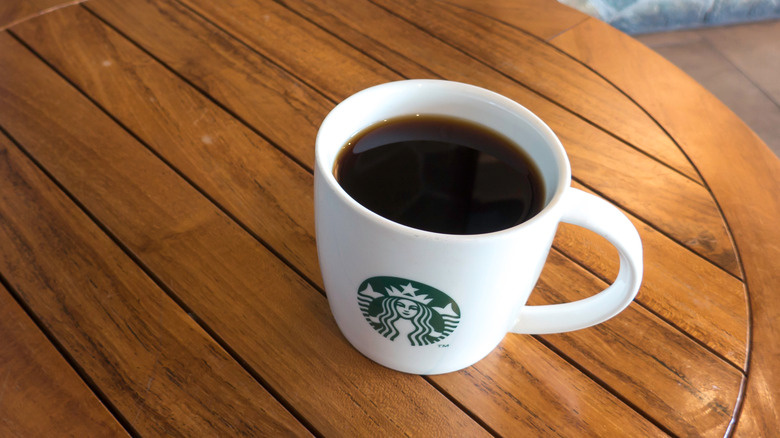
[{"x1": 334, "y1": 115, "x2": 545, "y2": 235}]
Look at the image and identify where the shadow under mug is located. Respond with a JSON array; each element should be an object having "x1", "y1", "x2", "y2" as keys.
[{"x1": 315, "y1": 80, "x2": 643, "y2": 375}]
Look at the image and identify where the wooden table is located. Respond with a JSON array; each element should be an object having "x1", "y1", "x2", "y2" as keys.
[{"x1": 1, "y1": 0, "x2": 778, "y2": 436}]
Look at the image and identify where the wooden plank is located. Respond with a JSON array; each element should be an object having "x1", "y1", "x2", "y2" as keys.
[
  {"x1": 10, "y1": 7, "x2": 747, "y2": 436},
  {"x1": 0, "y1": 283, "x2": 129, "y2": 438},
  {"x1": 0, "y1": 31, "x2": 488, "y2": 437},
  {"x1": 0, "y1": 0, "x2": 81, "y2": 30},
  {"x1": 11, "y1": 5, "x2": 321, "y2": 286},
  {"x1": 0, "y1": 134, "x2": 308, "y2": 435},
  {"x1": 84, "y1": 0, "x2": 739, "y2": 275},
  {"x1": 558, "y1": 181, "x2": 747, "y2": 368},
  {"x1": 432, "y1": 0, "x2": 589, "y2": 40},
  {"x1": 550, "y1": 17, "x2": 780, "y2": 436},
  {"x1": 528, "y1": 251, "x2": 743, "y2": 437}
]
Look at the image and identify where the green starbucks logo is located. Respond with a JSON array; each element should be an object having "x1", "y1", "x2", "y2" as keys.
[{"x1": 357, "y1": 276, "x2": 461, "y2": 346}]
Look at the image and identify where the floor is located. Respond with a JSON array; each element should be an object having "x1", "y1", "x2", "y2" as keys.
[{"x1": 635, "y1": 19, "x2": 780, "y2": 158}]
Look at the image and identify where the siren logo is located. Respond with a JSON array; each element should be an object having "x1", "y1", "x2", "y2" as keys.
[{"x1": 357, "y1": 276, "x2": 461, "y2": 346}]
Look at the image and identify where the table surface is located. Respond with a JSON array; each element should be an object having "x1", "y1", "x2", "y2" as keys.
[{"x1": 1, "y1": 0, "x2": 778, "y2": 436}]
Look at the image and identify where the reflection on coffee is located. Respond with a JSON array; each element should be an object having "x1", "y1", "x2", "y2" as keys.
[{"x1": 333, "y1": 115, "x2": 545, "y2": 235}]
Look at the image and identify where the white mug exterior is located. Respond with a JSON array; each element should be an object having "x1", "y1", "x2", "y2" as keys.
[{"x1": 314, "y1": 80, "x2": 643, "y2": 375}]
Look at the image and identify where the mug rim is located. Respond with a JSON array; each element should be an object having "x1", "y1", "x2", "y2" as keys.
[{"x1": 315, "y1": 79, "x2": 572, "y2": 241}]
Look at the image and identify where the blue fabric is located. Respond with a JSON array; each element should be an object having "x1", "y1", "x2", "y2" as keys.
[{"x1": 559, "y1": 0, "x2": 780, "y2": 34}]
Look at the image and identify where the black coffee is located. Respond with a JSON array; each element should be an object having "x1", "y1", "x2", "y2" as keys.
[{"x1": 333, "y1": 115, "x2": 545, "y2": 235}]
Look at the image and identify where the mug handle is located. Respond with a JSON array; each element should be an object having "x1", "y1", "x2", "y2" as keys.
[{"x1": 511, "y1": 188, "x2": 643, "y2": 334}]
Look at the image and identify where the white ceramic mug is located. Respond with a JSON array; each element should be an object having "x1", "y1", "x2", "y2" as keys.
[{"x1": 315, "y1": 80, "x2": 643, "y2": 375}]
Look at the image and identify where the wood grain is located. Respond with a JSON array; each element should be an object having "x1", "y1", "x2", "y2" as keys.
[
  {"x1": 0, "y1": 130, "x2": 308, "y2": 436},
  {"x1": 0, "y1": 0, "x2": 82, "y2": 30},
  {"x1": 434, "y1": 0, "x2": 588, "y2": 40},
  {"x1": 174, "y1": 0, "x2": 394, "y2": 102},
  {"x1": 82, "y1": 0, "x2": 333, "y2": 169},
  {"x1": 550, "y1": 17, "x2": 780, "y2": 436},
  {"x1": 0, "y1": 30, "x2": 488, "y2": 437},
  {"x1": 11, "y1": 5, "x2": 322, "y2": 286},
  {"x1": 0, "y1": 282, "x2": 129, "y2": 438}
]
